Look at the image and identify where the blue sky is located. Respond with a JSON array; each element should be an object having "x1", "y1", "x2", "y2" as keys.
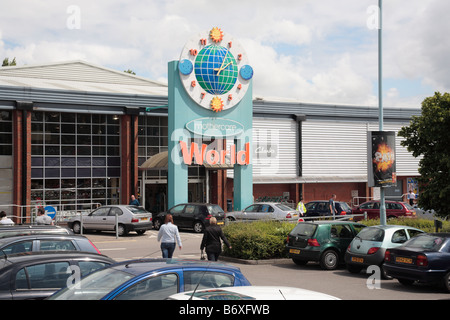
[{"x1": 0, "y1": 0, "x2": 448, "y2": 108}]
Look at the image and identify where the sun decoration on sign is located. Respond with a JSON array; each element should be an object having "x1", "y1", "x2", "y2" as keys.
[
  {"x1": 209, "y1": 27, "x2": 224, "y2": 42},
  {"x1": 210, "y1": 96, "x2": 224, "y2": 112}
]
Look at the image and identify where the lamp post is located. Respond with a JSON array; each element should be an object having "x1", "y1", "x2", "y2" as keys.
[{"x1": 378, "y1": 0, "x2": 387, "y2": 226}]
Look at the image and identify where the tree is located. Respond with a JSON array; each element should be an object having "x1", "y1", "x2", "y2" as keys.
[
  {"x1": 123, "y1": 69, "x2": 136, "y2": 75},
  {"x1": 2, "y1": 57, "x2": 16, "y2": 66},
  {"x1": 398, "y1": 92, "x2": 450, "y2": 219}
]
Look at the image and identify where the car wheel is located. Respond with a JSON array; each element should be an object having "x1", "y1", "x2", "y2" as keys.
[
  {"x1": 153, "y1": 219, "x2": 162, "y2": 230},
  {"x1": 116, "y1": 224, "x2": 128, "y2": 236},
  {"x1": 193, "y1": 221, "x2": 204, "y2": 233},
  {"x1": 72, "y1": 222, "x2": 82, "y2": 234},
  {"x1": 442, "y1": 272, "x2": 450, "y2": 293},
  {"x1": 320, "y1": 250, "x2": 339, "y2": 270}
]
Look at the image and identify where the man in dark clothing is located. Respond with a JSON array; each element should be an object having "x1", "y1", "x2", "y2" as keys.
[{"x1": 200, "y1": 217, "x2": 232, "y2": 261}]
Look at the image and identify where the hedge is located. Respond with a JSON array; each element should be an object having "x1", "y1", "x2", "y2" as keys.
[{"x1": 222, "y1": 218, "x2": 449, "y2": 261}]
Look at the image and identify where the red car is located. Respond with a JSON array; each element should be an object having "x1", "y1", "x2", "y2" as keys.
[{"x1": 352, "y1": 200, "x2": 416, "y2": 220}]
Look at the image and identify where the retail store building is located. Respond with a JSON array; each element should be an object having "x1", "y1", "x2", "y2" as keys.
[{"x1": 0, "y1": 61, "x2": 421, "y2": 221}]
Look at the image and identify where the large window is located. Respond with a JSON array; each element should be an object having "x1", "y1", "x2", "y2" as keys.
[
  {"x1": 31, "y1": 112, "x2": 121, "y2": 210},
  {"x1": 0, "y1": 111, "x2": 12, "y2": 155}
]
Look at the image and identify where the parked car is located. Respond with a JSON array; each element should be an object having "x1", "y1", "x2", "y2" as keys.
[
  {"x1": 0, "y1": 251, "x2": 115, "y2": 300},
  {"x1": 226, "y1": 202, "x2": 299, "y2": 221},
  {"x1": 352, "y1": 200, "x2": 416, "y2": 220},
  {"x1": 167, "y1": 286, "x2": 339, "y2": 300},
  {"x1": 286, "y1": 221, "x2": 366, "y2": 270},
  {"x1": 0, "y1": 225, "x2": 73, "y2": 239},
  {"x1": 304, "y1": 200, "x2": 352, "y2": 217},
  {"x1": 0, "y1": 234, "x2": 102, "y2": 255},
  {"x1": 345, "y1": 225, "x2": 424, "y2": 277},
  {"x1": 67, "y1": 205, "x2": 152, "y2": 236},
  {"x1": 153, "y1": 203, "x2": 225, "y2": 233},
  {"x1": 49, "y1": 258, "x2": 251, "y2": 300},
  {"x1": 384, "y1": 233, "x2": 450, "y2": 292}
]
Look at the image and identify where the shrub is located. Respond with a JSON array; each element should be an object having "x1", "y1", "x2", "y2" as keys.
[{"x1": 222, "y1": 221, "x2": 295, "y2": 260}]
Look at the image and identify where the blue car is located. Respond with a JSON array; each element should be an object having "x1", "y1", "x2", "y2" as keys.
[
  {"x1": 48, "y1": 258, "x2": 251, "y2": 300},
  {"x1": 384, "y1": 233, "x2": 450, "y2": 292}
]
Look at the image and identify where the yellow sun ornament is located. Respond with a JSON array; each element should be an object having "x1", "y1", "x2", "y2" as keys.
[
  {"x1": 209, "y1": 27, "x2": 224, "y2": 43},
  {"x1": 210, "y1": 97, "x2": 224, "y2": 112}
]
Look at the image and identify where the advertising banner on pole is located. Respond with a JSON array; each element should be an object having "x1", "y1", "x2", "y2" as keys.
[{"x1": 367, "y1": 131, "x2": 397, "y2": 187}]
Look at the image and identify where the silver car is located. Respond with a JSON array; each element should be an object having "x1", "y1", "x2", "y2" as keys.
[
  {"x1": 226, "y1": 202, "x2": 299, "y2": 221},
  {"x1": 68, "y1": 205, "x2": 152, "y2": 236},
  {"x1": 345, "y1": 225, "x2": 424, "y2": 277}
]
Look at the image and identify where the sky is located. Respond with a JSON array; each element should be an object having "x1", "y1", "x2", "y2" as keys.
[{"x1": 0, "y1": 0, "x2": 449, "y2": 108}]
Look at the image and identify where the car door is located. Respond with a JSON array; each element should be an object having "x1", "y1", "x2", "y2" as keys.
[
  {"x1": 242, "y1": 204, "x2": 261, "y2": 220},
  {"x1": 106, "y1": 207, "x2": 123, "y2": 231},
  {"x1": 179, "y1": 204, "x2": 196, "y2": 228},
  {"x1": 84, "y1": 207, "x2": 111, "y2": 230},
  {"x1": 256, "y1": 204, "x2": 274, "y2": 220},
  {"x1": 330, "y1": 224, "x2": 355, "y2": 254},
  {"x1": 168, "y1": 204, "x2": 186, "y2": 227},
  {"x1": 12, "y1": 261, "x2": 71, "y2": 300}
]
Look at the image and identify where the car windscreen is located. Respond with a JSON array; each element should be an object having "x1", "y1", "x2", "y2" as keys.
[
  {"x1": 403, "y1": 235, "x2": 445, "y2": 251},
  {"x1": 291, "y1": 223, "x2": 317, "y2": 237},
  {"x1": 127, "y1": 206, "x2": 151, "y2": 214},
  {"x1": 48, "y1": 268, "x2": 134, "y2": 300},
  {"x1": 356, "y1": 227, "x2": 384, "y2": 242}
]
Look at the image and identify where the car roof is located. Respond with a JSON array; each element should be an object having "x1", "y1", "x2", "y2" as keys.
[
  {"x1": 0, "y1": 251, "x2": 114, "y2": 269},
  {"x1": 105, "y1": 258, "x2": 242, "y2": 277},
  {"x1": 0, "y1": 233, "x2": 88, "y2": 244},
  {"x1": 364, "y1": 224, "x2": 421, "y2": 230},
  {"x1": 299, "y1": 221, "x2": 363, "y2": 225}
]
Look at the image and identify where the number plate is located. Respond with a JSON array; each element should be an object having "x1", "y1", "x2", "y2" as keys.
[
  {"x1": 351, "y1": 257, "x2": 364, "y2": 263},
  {"x1": 217, "y1": 221, "x2": 224, "y2": 225},
  {"x1": 395, "y1": 257, "x2": 413, "y2": 264},
  {"x1": 140, "y1": 217, "x2": 149, "y2": 221},
  {"x1": 289, "y1": 249, "x2": 301, "y2": 254}
]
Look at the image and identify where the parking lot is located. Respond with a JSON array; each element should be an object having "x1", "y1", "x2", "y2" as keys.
[{"x1": 86, "y1": 230, "x2": 449, "y2": 301}]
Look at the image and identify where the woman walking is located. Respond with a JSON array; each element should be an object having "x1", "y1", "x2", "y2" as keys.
[
  {"x1": 200, "y1": 217, "x2": 231, "y2": 261},
  {"x1": 157, "y1": 214, "x2": 182, "y2": 258}
]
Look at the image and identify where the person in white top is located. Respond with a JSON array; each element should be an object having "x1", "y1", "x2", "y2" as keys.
[
  {"x1": 0, "y1": 211, "x2": 14, "y2": 225},
  {"x1": 157, "y1": 214, "x2": 182, "y2": 258}
]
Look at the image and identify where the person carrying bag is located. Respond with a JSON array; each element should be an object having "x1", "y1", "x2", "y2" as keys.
[{"x1": 200, "y1": 217, "x2": 231, "y2": 261}]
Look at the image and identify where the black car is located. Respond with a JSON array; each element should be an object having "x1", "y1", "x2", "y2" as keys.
[
  {"x1": 304, "y1": 200, "x2": 352, "y2": 217},
  {"x1": 0, "y1": 251, "x2": 115, "y2": 300},
  {"x1": 0, "y1": 225, "x2": 73, "y2": 239},
  {"x1": 0, "y1": 234, "x2": 102, "y2": 255},
  {"x1": 153, "y1": 203, "x2": 226, "y2": 233},
  {"x1": 384, "y1": 233, "x2": 450, "y2": 292}
]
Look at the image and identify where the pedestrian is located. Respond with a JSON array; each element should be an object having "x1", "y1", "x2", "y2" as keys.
[
  {"x1": 0, "y1": 211, "x2": 14, "y2": 225},
  {"x1": 129, "y1": 194, "x2": 140, "y2": 206},
  {"x1": 35, "y1": 207, "x2": 53, "y2": 225},
  {"x1": 200, "y1": 217, "x2": 232, "y2": 261},
  {"x1": 407, "y1": 190, "x2": 415, "y2": 206},
  {"x1": 157, "y1": 214, "x2": 182, "y2": 258},
  {"x1": 329, "y1": 194, "x2": 337, "y2": 218},
  {"x1": 296, "y1": 198, "x2": 307, "y2": 216}
]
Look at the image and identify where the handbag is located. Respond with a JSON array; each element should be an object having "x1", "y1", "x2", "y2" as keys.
[{"x1": 200, "y1": 250, "x2": 206, "y2": 260}]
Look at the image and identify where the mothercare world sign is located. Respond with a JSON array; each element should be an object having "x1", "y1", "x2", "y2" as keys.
[{"x1": 168, "y1": 27, "x2": 253, "y2": 210}]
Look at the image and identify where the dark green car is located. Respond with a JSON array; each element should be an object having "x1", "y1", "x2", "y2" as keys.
[{"x1": 286, "y1": 221, "x2": 366, "y2": 270}]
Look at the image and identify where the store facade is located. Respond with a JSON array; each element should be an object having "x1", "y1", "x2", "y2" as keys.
[{"x1": 0, "y1": 60, "x2": 421, "y2": 222}]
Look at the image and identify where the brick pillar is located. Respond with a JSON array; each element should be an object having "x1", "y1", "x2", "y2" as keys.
[
  {"x1": 120, "y1": 114, "x2": 138, "y2": 205},
  {"x1": 12, "y1": 107, "x2": 31, "y2": 223}
]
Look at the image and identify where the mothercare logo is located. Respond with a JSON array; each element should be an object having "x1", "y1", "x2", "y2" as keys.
[{"x1": 186, "y1": 118, "x2": 244, "y2": 137}]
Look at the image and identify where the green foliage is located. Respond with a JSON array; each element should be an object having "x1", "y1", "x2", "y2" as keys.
[
  {"x1": 222, "y1": 221, "x2": 295, "y2": 260},
  {"x1": 2, "y1": 57, "x2": 16, "y2": 67},
  {"x1": 362, "y1": 218, "x2": 450, "y2": 233},
  {"x1": 398, "y1": 92, "x2": 450, "y2": 219}
]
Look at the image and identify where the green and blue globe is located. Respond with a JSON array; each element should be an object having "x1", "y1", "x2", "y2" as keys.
[{"x1": 194, "y1": 45, "x2": 238, "y2": 95}]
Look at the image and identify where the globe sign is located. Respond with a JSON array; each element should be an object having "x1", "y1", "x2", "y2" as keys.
[{"x1": 194, "y1": 45, "x2": 238, "y2": 95}]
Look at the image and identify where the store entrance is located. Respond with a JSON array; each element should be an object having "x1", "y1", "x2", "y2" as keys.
[{"x1": 142, "y1": 181, "x2": 205, "y2": 214}]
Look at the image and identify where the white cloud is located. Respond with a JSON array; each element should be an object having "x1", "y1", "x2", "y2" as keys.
[{"x1": 0, "y1": 0, "x2": 448, "y2": 108}]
